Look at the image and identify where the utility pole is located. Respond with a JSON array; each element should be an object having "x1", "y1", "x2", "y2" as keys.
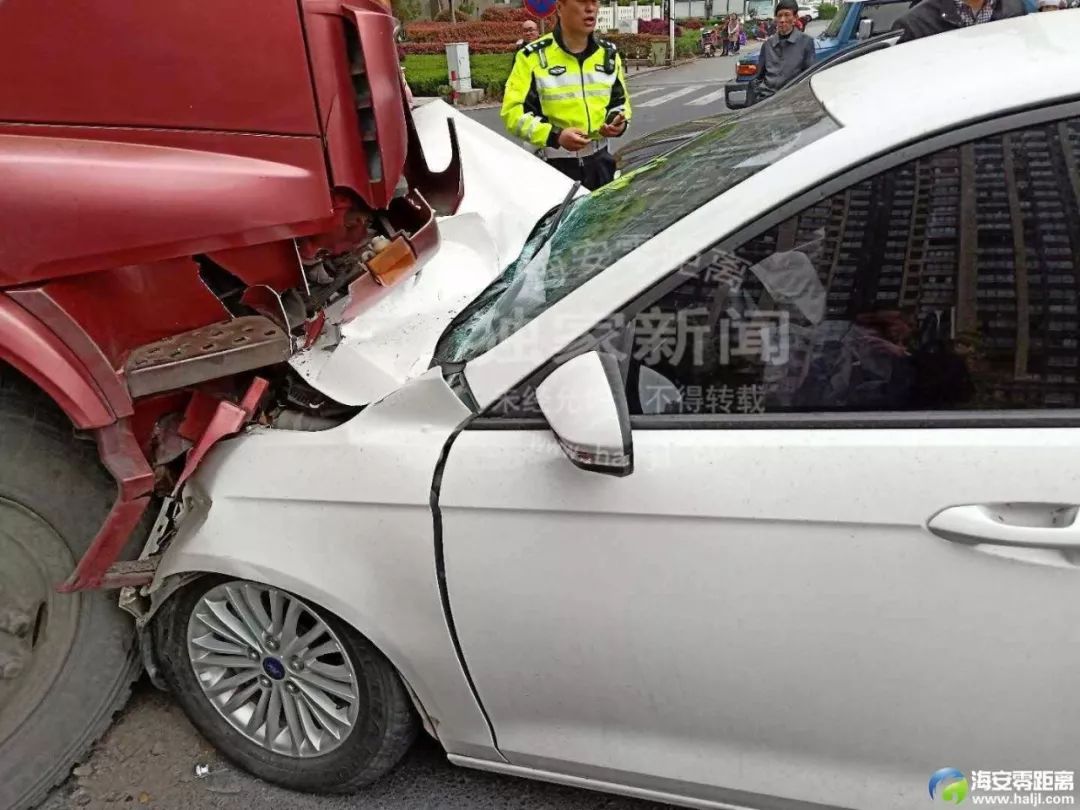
[{"x1": 667, "y1": 0, "x2": 675, "y2": 65}]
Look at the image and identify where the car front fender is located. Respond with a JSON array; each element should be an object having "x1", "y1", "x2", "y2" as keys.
[{"x1": 149, "y1": 369, "x2": 498, "y2": 761}]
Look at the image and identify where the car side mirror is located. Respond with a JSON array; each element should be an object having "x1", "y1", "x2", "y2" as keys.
[
  {"x1": 536, "y1": 351, "x2": 633, "y2": 477},
  {"x1": 856, "y1": 18, "x2": 874, "y2": 39}
]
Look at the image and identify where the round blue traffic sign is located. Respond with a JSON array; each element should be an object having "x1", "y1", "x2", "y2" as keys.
[{"x1": 524, "y1": 0, "x2": 557, "y2": 18}]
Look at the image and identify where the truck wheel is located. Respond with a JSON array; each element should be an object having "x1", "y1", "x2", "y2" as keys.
[
  {"x1": 0, "y1": 374, "x2": 140, "y2": 810},
  {"x1": 153, "y1": 577, "x2": 418, "y2": 793}
]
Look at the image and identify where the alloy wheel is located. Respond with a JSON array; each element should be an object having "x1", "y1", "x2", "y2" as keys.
[{"x1": 186, "y1": 582, "x2": 360, "y2": 758}]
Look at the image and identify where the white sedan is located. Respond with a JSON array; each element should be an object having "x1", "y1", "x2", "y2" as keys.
[
  {"x1": 798, "y1": 5, "x2": 819, "y2": 19},
  {"x1": 142, "y1": 15, "x2": 1080, "y2": 810}
]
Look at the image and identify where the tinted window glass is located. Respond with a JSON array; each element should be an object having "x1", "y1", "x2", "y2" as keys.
[{"x1": 623, "y1": 119, "x2": 1080, "y2": 416}]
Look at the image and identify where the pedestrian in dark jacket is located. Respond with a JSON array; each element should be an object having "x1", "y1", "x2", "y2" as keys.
[
  {"x1": 751, "y1": 0, "x2": 816, "y2": 99},
  {"x1": 895, "y1": 0, "x2": 1027, "y2": 43}
]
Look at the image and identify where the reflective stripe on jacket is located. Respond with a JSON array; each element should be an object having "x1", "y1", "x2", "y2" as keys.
[{"x1": 500, "y1": 27, "x2": 631, "y2": 152}]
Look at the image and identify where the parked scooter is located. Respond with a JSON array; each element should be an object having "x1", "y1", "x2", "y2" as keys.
[{"x1": 701, "y1": 29, "x2": 717, "y2": 57}]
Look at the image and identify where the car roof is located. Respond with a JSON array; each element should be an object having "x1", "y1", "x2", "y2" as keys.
[{"x1": 811, "y1": 14, "x2": 1080, "y2": 131}]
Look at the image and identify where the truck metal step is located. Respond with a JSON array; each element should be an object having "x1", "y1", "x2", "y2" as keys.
[{"x1": 125, "y1": 316, "x2": 291, "y2": 398}]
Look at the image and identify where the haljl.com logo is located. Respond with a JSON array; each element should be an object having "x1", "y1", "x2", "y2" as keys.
[{"x1": 930, "y1": 768, "x2": 971, "y2": 804}]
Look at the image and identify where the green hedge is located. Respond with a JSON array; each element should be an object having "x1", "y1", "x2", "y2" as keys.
[
  {"x1": 675, "y1": 28, "x2": 701, "y2": 58},
  {"x1": 817, "y1": 2, "x2": 839, "y2": 18},
  {"x1": 403, "y1": 52, "x2": 515, "y2": 99}
]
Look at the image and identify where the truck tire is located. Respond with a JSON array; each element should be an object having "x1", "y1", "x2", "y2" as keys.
[
  {"x1": 153, "y1": 577, "x2": 418, "y2": 793},
  {"x1": 0, "y1": 372, "x2": 140, "y2": 810}
]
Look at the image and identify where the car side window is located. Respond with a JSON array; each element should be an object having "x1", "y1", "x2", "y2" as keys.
[
  {"x1": 861, "y1": 2, "x2": 909, "y2": 34},
  {"x1": 624, "y1": 118, "x2": 1080, "y2": 417}
]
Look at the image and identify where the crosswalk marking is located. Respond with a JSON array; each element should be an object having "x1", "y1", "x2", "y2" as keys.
[
  {"x1": 627, "y1": 85, "x2": 666, "y2": 98},
  {"x1": 685, "y1": 87, "x2": 728, "y2": 107},
  {"x1": 634, "y1": 84, "x2": 703, "y2": 108}
]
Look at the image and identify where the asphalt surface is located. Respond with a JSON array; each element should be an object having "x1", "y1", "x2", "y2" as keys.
[{"x1": 44, "y1": 681, "x2": 671, "y2": 810}]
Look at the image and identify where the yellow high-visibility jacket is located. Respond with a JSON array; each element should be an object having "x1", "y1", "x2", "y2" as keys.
[{"x1": 501, "y1": 27, "x2": 631, "y2": 157}]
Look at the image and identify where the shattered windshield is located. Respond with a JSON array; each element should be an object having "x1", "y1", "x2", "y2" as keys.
[{"x1": 431, "y1": 83, "x2": 837, "y2": 367}]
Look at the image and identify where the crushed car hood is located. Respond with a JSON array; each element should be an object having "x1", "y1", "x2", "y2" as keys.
[{"x1": 290, "y1": 100, "x2": 575, "y2": 406}]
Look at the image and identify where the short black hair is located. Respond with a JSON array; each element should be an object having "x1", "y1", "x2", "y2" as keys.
[{"x1": 775, "y1": 0, "x2": 799, "y2": 13}]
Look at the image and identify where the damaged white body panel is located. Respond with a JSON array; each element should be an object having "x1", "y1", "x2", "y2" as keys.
[{"x1": 288, "y1": 100, "x2": 575, "y2": 407}]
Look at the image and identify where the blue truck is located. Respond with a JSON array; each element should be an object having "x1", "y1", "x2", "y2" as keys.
[{"x1": 730, "y1": 0, "x2": 911, "y2": 95}]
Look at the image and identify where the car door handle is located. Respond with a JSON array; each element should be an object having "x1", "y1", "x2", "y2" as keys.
[{"x1": 928, "y1": 504, "x2": 1080, "y2": 550}]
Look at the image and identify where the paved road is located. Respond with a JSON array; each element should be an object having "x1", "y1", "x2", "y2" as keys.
[{"x1": 45, "y1": 682, "x2": 670, "y2": 810}]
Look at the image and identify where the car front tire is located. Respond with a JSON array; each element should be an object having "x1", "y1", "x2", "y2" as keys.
[{"x1": 153, "y1": 576, "x2": 418, "y2": 793}]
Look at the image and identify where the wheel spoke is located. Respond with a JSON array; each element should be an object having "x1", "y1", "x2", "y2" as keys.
[
  {"x1": 269, "y1": 590, "x2": 285, "y2": 637},
  {"x1": 281, "y1": 620, "x2": 328, "y2": 659},
  {"x1": 308, "y1": 660, "x2": 353, "y2": 684},
  {"x1": 193, "y1": 654, "x2": 259, "y2": 670},
  {"x1": 246, "y1": 687, "x2": 271, "y2": 736},
  {"x1": 292, "y1": 691, "x2": 325, "y2": 751},
  {"x1": 293, "y1": 668, "x2": 356, "y2": 702},
  {"x1": 225, "y1": 584, "x2": 268, "y2": 643},
  {"x1": 265, "y1": 685, "x2": 283, "y2": 747},
  {"x1": 243, "y1": 584, "x2": 273, "y2": 635},
  {"x1": 191, "y1": 634, "x2": 248, "y2": 657},
  {"x1": 295, "y1": 683, "x2": 350, "y2": 740},
  {"x1": 281, "y1": 688, "x2": 305, "y2": 755},
  {"x1": 194, "y1": 607, "x2": 252, "y2": 652},
  {"x1": 202, "y1": 599, "x2": 260, "y2": 650},
  {"x1": 304, "y1": 640, "x2": 339, "y2": 661},
  {"x1": 205, "y1": 669, "x2": 258, "y2": 696},
  {"x1": 221, "y1": 679, "x2": 262, "y2": 714},
  {"x1": 279, "y1": 599, "x2": 302, "y2": 652}
]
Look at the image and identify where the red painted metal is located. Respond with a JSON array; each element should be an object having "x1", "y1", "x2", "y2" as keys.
[
  {"x1": 0, "y1": 0, "x2": 319, "y2": 135},
  {"x1": 130, "y1": 393, "x2": 191, "y2": 458},
  {"x1": 403, "y1": 114, "x2": 464, "y2": 217},
  {"x1": 0, "y1": 295, "x2": 114, "y2": 429},
  {"x1": 30, "y1": 260, "x2": 231, "y2": 372},
  {"x1": 173, "y1": 378, "x2": 269, "y2": 495},
  {"x1": 7, "y1": 288, "x2": 133, "y2": 417},
  {"x1": 97, "y1": 559, "x2": 160, "y2": 590},
  {"x1": 304, "y1": 312, "x2": 328, "y2": 349},
  {"x1": 0, "y1": 128, "x2": 333, "y2": 287},
  {"x1": 207, "y1": 241, "x2": 305, "y2": 294},
  {"x1": 302, "y1": 0, "x2": 407, "y2": 210},
  {"x1": 179, "y1": 391, "x2": 223, "y2": 444},
  {"x1": 59, "y1": 419, "x2": 155, "y2": 592}
]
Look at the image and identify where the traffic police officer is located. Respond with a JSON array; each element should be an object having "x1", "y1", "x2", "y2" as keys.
[{"x1": 501, "y1": 0, "x2": 631, "y2": 190}]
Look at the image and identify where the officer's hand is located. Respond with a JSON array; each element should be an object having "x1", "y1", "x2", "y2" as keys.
[
  {"x1": 600, "y1": 114, "x2": 626, "y2": 138},
  {"x1": 558, "y1": 128, "x2": 590, "y2": 151}
]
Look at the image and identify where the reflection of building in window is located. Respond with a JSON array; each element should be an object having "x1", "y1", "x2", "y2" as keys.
[{"x1": 735, "y1": 121, "x2": 1080, "y2": 410}]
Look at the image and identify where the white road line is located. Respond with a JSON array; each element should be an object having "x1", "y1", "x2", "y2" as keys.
[
  {"x1": 686, "y1": 87, "x2": 728, "y2": 107},
  {"x1": 634, "y1": 84, "x2": 703, "y2": 108},
  {"x1": 627, "y1": 85, "x2": 666, "y2": 98}
]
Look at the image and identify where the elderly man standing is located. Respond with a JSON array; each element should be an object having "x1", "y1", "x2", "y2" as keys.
[
  {"x1": 514, "y1": 19, "x2": 539, "y2": 51},
  {"x1": 751, "y1": 0, "x2": 815, "y2": 101},
  {"x1": 501, "y1": 0, "x2": 631, "y2": 190},
  {"x1": 895, "y1": 0, "x2": 1026, "y2": 42}
]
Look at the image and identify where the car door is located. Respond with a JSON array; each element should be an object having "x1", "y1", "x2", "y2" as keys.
[{"x1": 437, "y1": 111, "x2": 1080, "y2": 809}]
